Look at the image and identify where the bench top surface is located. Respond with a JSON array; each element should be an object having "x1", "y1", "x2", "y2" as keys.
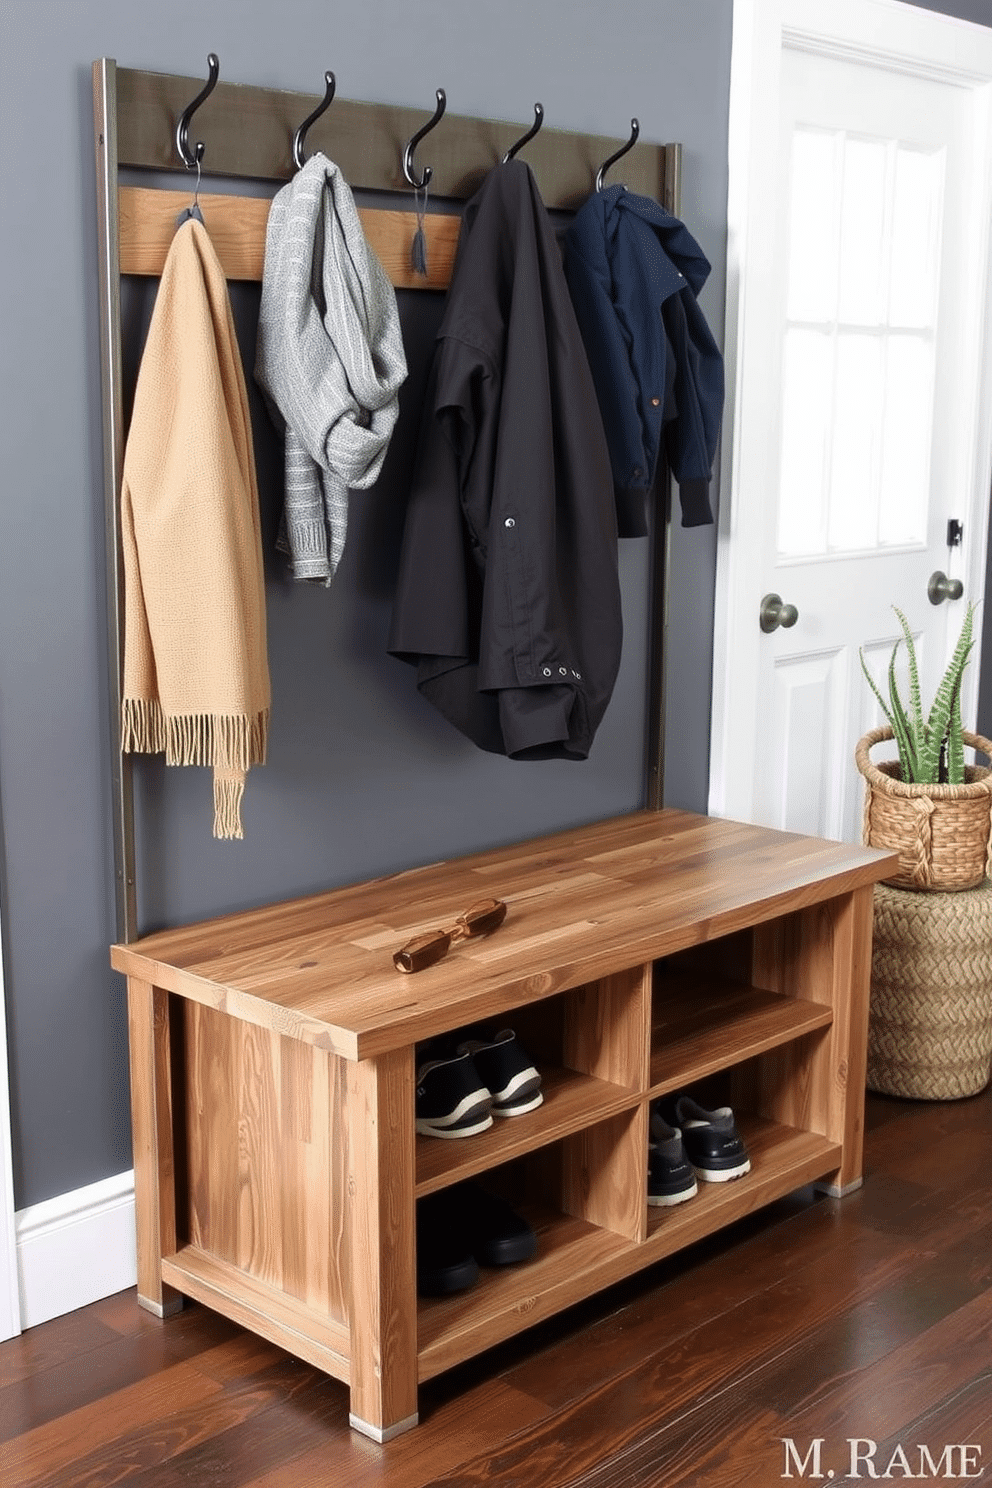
[{"x1": 111, "y1": 809, "x2": 896, "y2": 1059}]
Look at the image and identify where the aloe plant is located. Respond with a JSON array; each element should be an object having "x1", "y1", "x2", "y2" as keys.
[{"x1": 859, "y1": 603, "x2": 977, "y2": 784}]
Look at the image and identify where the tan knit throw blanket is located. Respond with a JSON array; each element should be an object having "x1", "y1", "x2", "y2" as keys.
[{"x1": 120, "y1": 217, "x2": 270, "y2": 839}]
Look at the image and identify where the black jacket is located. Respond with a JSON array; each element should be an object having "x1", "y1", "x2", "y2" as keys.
[
  {"x1": 563, "y1": 185, "x2": 724, "y2": 537},
  {"x1": 388, "y1": 161, "x2": 622, "y2": 760}
]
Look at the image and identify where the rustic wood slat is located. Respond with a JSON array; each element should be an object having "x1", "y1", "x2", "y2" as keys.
[
  {"x1": 119, "y1": 184, "x2": 461, "y2": 289},
  {"x1": 126, "y1": 979, "x2": 182, "y2": 1318},
  {"x1": 415, "y1": 1065, "x2": 638, "y2": 1197},
  {"x1": 111, "y1": 810, "x2": 896, "y2": 1061},
  {"x1": 160, "y1": 1247, "x2": 351, "y2": 1381},
  {"x1": 415, "y1": 1119, "x2": 841, "y2": 1381},
  {"x1": 650, "y1": 981, "x2": 835, "y2": 1092}
]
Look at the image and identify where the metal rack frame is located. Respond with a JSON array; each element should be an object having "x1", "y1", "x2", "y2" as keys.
[{"x1": 92, "y1": 57, "x2": 680, "y2": 942}]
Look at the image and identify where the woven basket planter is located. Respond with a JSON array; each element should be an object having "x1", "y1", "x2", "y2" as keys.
[
  {"x1": 856, "y1": 726, "x2": 992, "y2": 891},
  {"x1": 868, "y1": 881, "x2": 992, "y2": 1099}
]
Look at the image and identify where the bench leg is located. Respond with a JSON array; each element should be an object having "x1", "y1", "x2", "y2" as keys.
[
  {"x1": 345, "y1": 1046, "x2": 418, "y2": 1439},
  {"x1": 127, "y1": 978, "x2": 183, "y2": 1317}
]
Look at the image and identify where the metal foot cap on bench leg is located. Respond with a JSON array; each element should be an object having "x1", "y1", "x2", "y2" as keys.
[
  {"x1": 349, "y1": 1410, "x2": 419, "y2": 1442},
  {"x1": 137, "y1": 1293, "x2": 184, "y2": 1318},
  {"x1": 815, "y1": 1175, "x2": 864, "y2": 1198}
]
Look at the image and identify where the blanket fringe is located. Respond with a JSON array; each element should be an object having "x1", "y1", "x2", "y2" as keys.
[{"x1": 122, "y1": 699, "x2": 269, "y2": 770}]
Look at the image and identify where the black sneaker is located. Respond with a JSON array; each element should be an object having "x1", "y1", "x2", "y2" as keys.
[
  {"x1": 455, "y1": 1029, "x2": 543, "y2": 1117},
  {"x1": 459, "y1": 1181, "x2": 537, "y2": 1266},
  {"x1": 415, "y1": 1049, "x2": 493, "y2": 1139},
  {"x1": 647, "y1": 1107, "x2": 698, "y2": 1206},
  {"x1": 673, "y1": 1096, "x2": 751, "y2": 1182},
  {"x1": 416, "y1": 1190, "x2": 480, "y2": 1295}
]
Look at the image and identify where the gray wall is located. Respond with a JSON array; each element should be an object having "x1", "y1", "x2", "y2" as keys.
[{"x1": 0, "y1": 0, "x2": 732, "y2": 1208}]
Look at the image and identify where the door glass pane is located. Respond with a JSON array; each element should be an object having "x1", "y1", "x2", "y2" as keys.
[
  {"x1": 838, "y1": 137, "x2": 886, "y2": 325},
  {"x1": 778, "y1": 327, "x2": 832, "y2": 554},
  {"x1": 879, "y1": 335, "x2": 934, "y2": 545},
  {"x1": 786, "y1": 128, "x2": 839, "y2": 323},
  {"x1": 890, "y1": 147, "x2": 944, "y2": 328},
  {"x1": 777, "y1": 125, "x2": 944, "y2": 556},
  {"x1": 828, "y1": 333, "x2": 882, "y2": 550}
]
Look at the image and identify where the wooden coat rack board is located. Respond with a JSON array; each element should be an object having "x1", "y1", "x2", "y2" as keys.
[{"x1": 93, "y1": 58, "x2": 681, "y2": 942}]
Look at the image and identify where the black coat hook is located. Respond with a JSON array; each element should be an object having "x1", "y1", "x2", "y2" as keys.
[
  {"x1": 596, "y1": 117, "x2": 640, "y2": 192},
  {"x1": 293, "y1": 71, "x2": 336, "y2": 170},
  {"x1": 176, "y1": 54, "x2": 220, "y2": 169},
  {"x1": 502, "y1": 104, "x2": 544, "y2": 164},
  {"x1": 403, "y1": 89, "x2": 446, "y2": 189}
]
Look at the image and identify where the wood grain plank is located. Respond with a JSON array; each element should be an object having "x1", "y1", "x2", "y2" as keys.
[
  {"x1": 119, "y1": 184, "x2": 461, "y2": 289},
  {"x1": 415, "y1": 1066, "x2": 639, "y2": 1197},
  {"x1": 1, "y1": 1359, "x2": 221, "y2": 1485},
  {"x1": 161, "y1": 1247, "x2": 350, "y2": 1380},
  {"x1": 415, "y1": 1121, "x2": 841, "y2": 1381},
  {"x1": 749, "y1": 887, "x2": 875, "y2": 1190},
  {"x1": 651, "y1": 981, "x2": 834, "y2": 1091},
  {"x1": 112, "y1": 811, "x2": 896, "y2": 1060},
  {"x1": 563, "y1": 1105, "x2": 649, "y2": 1243},
  {"x1": 127, "y1": 979, "x2": 182, "y2": 1316},
  {"x1": 344, "y1": 1048, "x2": 418, "y2": 1434}
]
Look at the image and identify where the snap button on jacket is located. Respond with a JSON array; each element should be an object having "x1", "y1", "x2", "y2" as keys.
[{"x1": 389, "y1": 161, "x2": 622, "y2": 761}]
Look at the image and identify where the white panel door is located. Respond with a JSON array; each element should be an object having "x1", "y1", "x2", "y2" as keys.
[{"x1": 711, "y1": 0, "x2": 992, "y2": 842}]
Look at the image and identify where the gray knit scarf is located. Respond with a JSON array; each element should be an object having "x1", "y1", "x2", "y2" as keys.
[{"x1": 256, "y1": 154, "x2": 408, "y2": 584}]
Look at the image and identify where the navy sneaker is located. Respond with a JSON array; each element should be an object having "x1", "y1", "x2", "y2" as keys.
[
  {"x1": 673, "y1": 1096, "x2": 751, "y2": 1182},
  {"x1": 415, "y1": 1049, "x2": 493, "y2": 1139},
  {"x1": 416, "y1": 1189, "x2": 479, "y2": 1295},
  {"x1": 455, "y1": 1029, "x2": 543, "y2": 1118},
  {"x1": 647, "y1": 1107, "x2": 698, "y2": 1206}
]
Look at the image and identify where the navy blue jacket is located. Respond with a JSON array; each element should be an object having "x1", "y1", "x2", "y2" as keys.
[
  {"x1": 388, "y1": 161, "x2": 622, "y2": 760},
  {"x1": 563, "y1": 185, "x2": 724, "y2": 536}
]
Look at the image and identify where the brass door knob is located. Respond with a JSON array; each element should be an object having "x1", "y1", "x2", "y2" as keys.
[
  {"x1": 928, "y1": 570, "x2": 964, "y2": 605},
  {"x1": 759, "y1": 593, "x2": 799, "y2": 633}
]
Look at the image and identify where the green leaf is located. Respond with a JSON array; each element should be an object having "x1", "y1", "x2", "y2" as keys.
[
  {"x1": 919, "y1": 605, "x2": 976, "y2": 783},
  {"x1": 947, "y1": 675, "x2": 966, "y2": 784},
  {"x1": 893, "y1": 607, "x2": 924, "y2": 750},
  {"x1": 859, "y1": 645, "x2": 897, "y2": 735},
  {"x1": 887, "y1": 639, "x2": 919, "y2": 780}
]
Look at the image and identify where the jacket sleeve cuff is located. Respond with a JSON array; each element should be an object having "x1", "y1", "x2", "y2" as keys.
[
  {"x1": 498, "y1": 684, "x2": 581, "y2": 759},
  {"x1": 614, "y1": 485, "x2": 651, "y2": 539},
  {"x1": 677, "y1": 478, "x2": 714, "y2": 528}
]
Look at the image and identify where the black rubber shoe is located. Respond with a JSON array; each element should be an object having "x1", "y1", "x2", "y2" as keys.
[
  {"x1": 673, "y1": 1096, "x2": 751, "y2": 1182},
  {"x1": 415, "y1": 1049, "x2": 493, "y2": 1139},
  {"x1": 416, "y1": 1190, "x2": 480, "y2": 1295},
  {"x1": 455, "y1": 1029, "x2": 543, "y2": 1117},
  {"x1": 647, "y1": 1107, "x2": 698, "y2": 1206},
  {"x1": 459, "y1": 1181, "x2": 537, "y2": 1266}
]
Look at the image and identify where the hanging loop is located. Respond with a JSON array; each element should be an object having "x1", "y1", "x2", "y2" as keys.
[
  {"x1": 403, "y1": 88, "x2": 446, "y2": 189},
  {"x1": 502, "y1": 104, "x2": 544, "y2": 164},
  {"x1": 176, "y1": 53, "x2": 220, "y2": 169},
  {"x1": 596, "y1": 117, "x2": 640, "y2": 192},
  {"x1": 293, "y1": 70, "x2": 336, "y2": 170}
]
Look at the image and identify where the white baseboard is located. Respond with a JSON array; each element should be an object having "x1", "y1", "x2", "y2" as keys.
[{"x1": 15, "y1": 1169, "x2": 137, "y2": 1329}]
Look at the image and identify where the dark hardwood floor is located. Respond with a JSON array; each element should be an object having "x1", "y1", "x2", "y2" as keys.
[{"x1": 3, "y1": 1086, "x2": 991, "y2": 1486}]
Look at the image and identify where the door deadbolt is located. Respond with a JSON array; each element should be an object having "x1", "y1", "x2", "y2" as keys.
[
  {"x1": 759, "y1": 593, "x2": 799, "y2": 633},
  {"x1": 928, "y1": 570, "x2": 964, "y2": 605}
]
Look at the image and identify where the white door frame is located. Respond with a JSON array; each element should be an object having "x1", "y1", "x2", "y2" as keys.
[
  {"x1": 710, "y1": 0, "x2": 992, "y2": 823},
  {"x1": 0, "y1": 889, "x2": 20, "y2": 1339}
]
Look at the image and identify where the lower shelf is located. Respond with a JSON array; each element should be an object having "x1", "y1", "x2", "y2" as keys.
[
  {"x1": 415, "y1": 1118, "x2": 841, "y2": 1381},
  {"x1": 161, "y1": 1244, "x2": 352, "y2": 1383}
]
